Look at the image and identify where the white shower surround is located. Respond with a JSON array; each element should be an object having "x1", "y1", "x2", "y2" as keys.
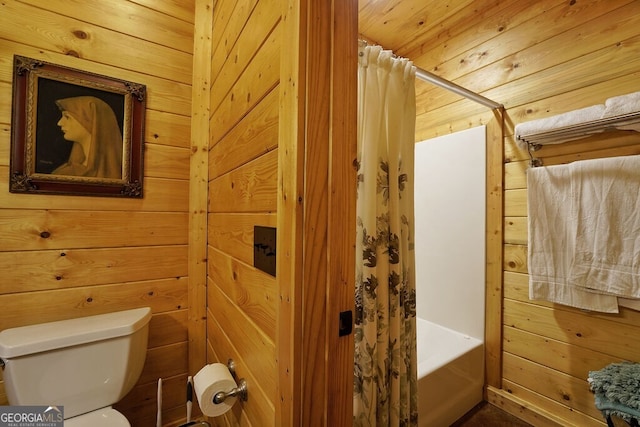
[{"x1": 413, "y1": 125, "x2": 486, "y2": 427}]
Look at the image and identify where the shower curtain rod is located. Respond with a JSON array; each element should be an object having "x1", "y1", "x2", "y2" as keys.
[
  {"x1": 414, "y1": 67, "x2": 503, "y2": 110},
  {"x1": 358, "y1": 39, "x2": 503, "y2": 110}
]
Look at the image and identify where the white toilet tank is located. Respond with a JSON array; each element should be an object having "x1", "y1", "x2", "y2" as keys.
[{"x1": 0, "y1": 307, "x2": 151, "y2": 419}]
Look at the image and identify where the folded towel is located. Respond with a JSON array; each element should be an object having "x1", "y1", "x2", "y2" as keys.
[
  {"x1": 516, "y1": 92, "x2": 640, "y2": 151},
  {"x1": 527, "y1": 164, "x2": 620, "y2": 312},
  {"x1": 515, "y1": 105, "x2": 606, "y2": 149},
  {"x1": 602, "y1": 91, "x2": 640, "y2": 131},
  {"x1": 569, "y1": 155, "x2": 640, "y2": 299},
  {"x1": 603, "y1": 91, "x2": 640, "y2": 118}
]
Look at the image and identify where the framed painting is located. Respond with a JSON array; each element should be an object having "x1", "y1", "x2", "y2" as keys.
[{"x1": 9, "y1": 55, "x2": 146, "y2": 198}]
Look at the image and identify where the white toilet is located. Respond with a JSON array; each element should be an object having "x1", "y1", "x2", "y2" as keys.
[{"x1": 0, "y1": 307, "x2": 151, "y2": 426}]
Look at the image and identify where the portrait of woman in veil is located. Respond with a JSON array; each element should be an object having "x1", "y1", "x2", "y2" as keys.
[
  {"x1": 52, "y1": 96, "x2": 123, "y2": 180},
  {"x1": 9, "y1": 55, "x2": 146, "y2": 198}
]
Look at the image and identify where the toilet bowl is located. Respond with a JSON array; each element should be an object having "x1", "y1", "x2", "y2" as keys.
[{"x1": 0, "y1": 307, "x2": 151, "y2": 426}]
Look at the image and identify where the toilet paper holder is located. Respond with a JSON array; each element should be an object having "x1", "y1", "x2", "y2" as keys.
[{"x1": 212, "y1": 359, "x2": 248, "y2": 404}]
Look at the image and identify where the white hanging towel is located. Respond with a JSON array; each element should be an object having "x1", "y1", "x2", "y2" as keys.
[
  {"x1": 568, "y1": 155, "x2": 640, "y2": 299},
  {"x1": 527, "y1": 164, "x2": 619, "y2": 312}
]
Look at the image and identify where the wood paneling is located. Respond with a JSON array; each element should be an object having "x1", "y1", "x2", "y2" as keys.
[
  {"x1": 276, "y1": 0, "x2": 304, "y2": 420},
  {"x1": 292, "y1": 0, "x2": 358, "y2": 423},
  {"x1": 208, "y1": 213, "x2": 277, "y2": 263},
  {"x1": 129, "y1": 0, "x2": 195, "y2": 24},
  {"x1": 1, "y1": 245, "x2": 188, "y2": 294},
  {"x1": 208, "y1": 148, "x2": 278, "y2": 213},
  {"x1": 206, "y1": 0, "x2": 356, "y2": 425},
  {"x1": 209, "y1": 0, "x2": 281, "y2": 114},
  {"x1": 206, "y1": 0, "x2": 280, "y2": 424},
  {"x1": 325, "y1": 0, "x2": 358, "y2": 423},
  {"x1": 0, "y1": 170, "x2": 189, "y2": 212},
  {"x1": 209, "y1": 88, "x2": 279, "y2": 179},
  {"x1": 206, "y1": 311, "x2": 275, "y2": 426},
  {"x1": 0, "y1": 45, "x2": 192, "y2": 117},
  {"x1": 210, "y1": 0, "x2": 259, "y2": 85},
  {"x1": 0, "y1": 1, "x2": 192, "y2": 84},
  {"x1": 0, "y1": 279, "x2": 187, "y2": 330},
  {"x1": 209, "y1": 22, "x2": 281, "y2": 142},
  {"x1": 0, "y1": 210, "x2": 188, "y2": 251},
  {"x1": 208, "y1": 246, "x2": 277, "y2": 341},
  {"x1": 188, "y1": 0, "x2": 213, "y2": 387},
  {"x1": 19, "y1": 0, "x2": 194, "y2": 53},
  {"x1": 0, "y1": 1, "x2": 194, "y2": 425},
  {"x1": 485, "y1": 113, "x2": 505, "y2": 387}
]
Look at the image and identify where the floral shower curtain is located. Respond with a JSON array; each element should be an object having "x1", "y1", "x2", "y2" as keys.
[{"x1": 353, "y1": 44, "x2": 418, "y2": 426}]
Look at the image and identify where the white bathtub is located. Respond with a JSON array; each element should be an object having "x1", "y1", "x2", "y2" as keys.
[{"x1": 416, "y1": 318, "x2": 484, "y2": 427}]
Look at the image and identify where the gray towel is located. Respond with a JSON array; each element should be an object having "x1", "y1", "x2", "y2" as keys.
[
  {"x1": 589, "y1": 362, "x2": 640, "y2": 411},
  {"x1": 594, "y1": 392, "x2": 640, "y2": 423}
]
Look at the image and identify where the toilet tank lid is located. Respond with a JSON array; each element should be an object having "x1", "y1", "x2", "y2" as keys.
[{"x1": 0, "y1": 307, "x2": 151, "y2": 359}]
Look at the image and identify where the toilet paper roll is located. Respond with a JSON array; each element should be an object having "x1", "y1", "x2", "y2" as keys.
[{"x1": 193, "y1": 363, "x2": 238, "y2": 417}]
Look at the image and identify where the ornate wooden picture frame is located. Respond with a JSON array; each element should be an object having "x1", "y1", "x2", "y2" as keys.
[{"x1": 9, "y1": 55, "x2": 146, "y2": 198}]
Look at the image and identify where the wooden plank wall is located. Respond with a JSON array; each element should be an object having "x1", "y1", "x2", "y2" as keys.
[
  {"x1": 206, "y1": 0, "x2": 280, "y2": 425},
  {"x1": 277, "y1": 0, "x2": 357, "y2": 425},
  {"x1": 206, "y1": 1, "x2": 357, "y2": 425},
  {"x1": 0, "y1": 1, "x2": 195, "y2": 426},
  {"x1": 406, "y1": 1, "x2": 640, "y2": 426}
]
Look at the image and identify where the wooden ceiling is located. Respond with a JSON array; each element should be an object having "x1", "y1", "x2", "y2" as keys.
[
  {"x1": 358, "y1": 0, "x2": 502, "y2": 82},
  {"x1": 358, "y1": 0, "x2": 464, "y2": 66}
]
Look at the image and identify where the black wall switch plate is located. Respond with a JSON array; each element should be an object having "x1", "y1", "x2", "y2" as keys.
[
  {"x1": 339, "y1": 310, "x2": 353, "y2": 337},
  {"x1": 254, "y1": 226, "x2": 276, "y2": 277}
]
